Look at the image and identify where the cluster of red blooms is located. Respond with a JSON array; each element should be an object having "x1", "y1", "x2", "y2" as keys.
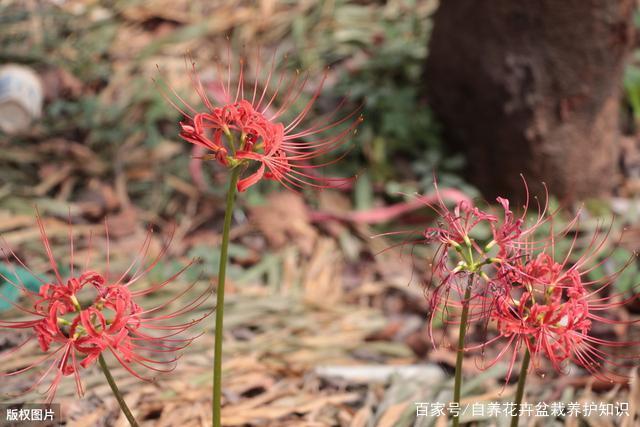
[
  {"x1": 0, "y1": 217, "x2": 209, "y2": 402},
  {"x1": 164, "y1": 52, "x2": 362, "y2": 192},
  {"x1": 425, "y1": 183, "x2": 638, "y2": 382}
]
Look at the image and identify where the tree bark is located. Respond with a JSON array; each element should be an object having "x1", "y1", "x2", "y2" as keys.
[{"x1": 425, "y1": 0, "x2": 635, "y2": 201}]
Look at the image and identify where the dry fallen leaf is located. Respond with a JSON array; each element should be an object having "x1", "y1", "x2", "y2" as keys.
[{"x1": 250, "y1": 191, "x2": 317, "y2": 255}]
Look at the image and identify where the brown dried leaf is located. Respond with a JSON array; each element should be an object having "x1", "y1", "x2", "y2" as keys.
[
  {"x1": 249, "y1": 191, "x2": 317, "y2": 255},
  {"x1": 303, "y1": 238, "x2": 343, "y2": 306}
]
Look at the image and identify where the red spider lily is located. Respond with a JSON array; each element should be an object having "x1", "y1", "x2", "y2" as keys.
[
  {"x1": 0, "y1": 215, "x2": 211, "y2": 403},
  {"x1": 423, "y1": 182, "x2": 548, "y2": 341},
  {"x1": 468, "y1": 221, "x2": 640, "y2": 384},
  {"x1": 160, "y1": 50, "x2": 362, "y2": 192}
]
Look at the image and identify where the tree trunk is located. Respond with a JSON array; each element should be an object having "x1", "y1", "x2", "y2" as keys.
[{"x1": 425, "y1": 0, "x2": 635, "y2": 201}]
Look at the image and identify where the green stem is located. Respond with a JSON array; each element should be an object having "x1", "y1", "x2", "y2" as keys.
[
  {"x1": 510, "y1": 348, "x2": 531, "y2": 427},
  {"x1": 213, "y1": 167, "x2": 241, "y2": 427},
  {"x1": 98, "y1": 354, "x2": 139, "y2": 427},
  {"x1": 452, "y1": 276, "x2": 473, "y2": 427}
]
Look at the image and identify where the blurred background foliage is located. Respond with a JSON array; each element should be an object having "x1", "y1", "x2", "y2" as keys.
[
  {"x1": 0, "y1": 0, "x2": 474, "y2": 218},
  {"x1": 1, "y1": 0, "x2": 639, "y2": 275},
  {"x1": 2, "y1": 0, "x2": 638, "y2": 285}
]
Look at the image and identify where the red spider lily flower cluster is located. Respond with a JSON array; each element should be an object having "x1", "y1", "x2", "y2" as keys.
[
  {"x1": 480, "y1": 228, "x2": 639, "y2": 383},
  {"x1": 424, "y1": 183, "x2": 639, "y2": 382},
  {"x1": 0, "y1": 217, "x2": 210, "y2": 402},
  {"x1": 162, "y1": 50, "x2": 362, "y2": 192},
  {"x1": 424, "y1": 182, "x2": 547, "y2": 335}
]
